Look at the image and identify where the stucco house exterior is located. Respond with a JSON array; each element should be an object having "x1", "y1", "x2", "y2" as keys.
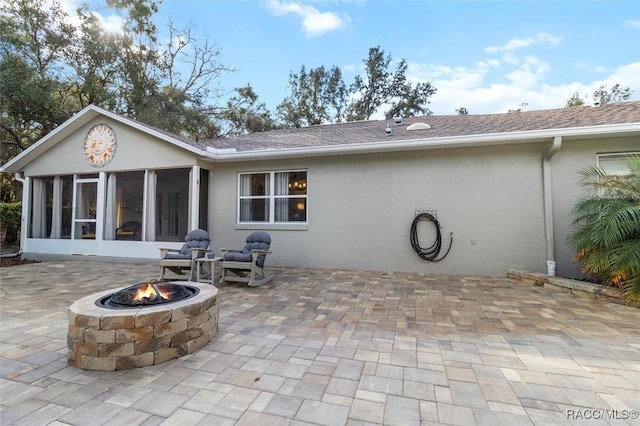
[{"x1": 2, "y1": 101, "x2": 639, "y2": 279}]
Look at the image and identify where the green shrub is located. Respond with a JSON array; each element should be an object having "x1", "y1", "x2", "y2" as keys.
[
  {"x1": 0, "y1": 202, "x2": 22, "y2": 227},
  {"x1": 569, "y1": 155, "x2": 640, "y2": 303}
]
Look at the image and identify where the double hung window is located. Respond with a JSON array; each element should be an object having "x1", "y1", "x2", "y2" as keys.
[{"x1": 238, "y1": 170, "x2": 307, "y2": 224}]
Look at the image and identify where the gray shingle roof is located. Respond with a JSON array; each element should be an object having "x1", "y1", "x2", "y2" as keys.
[{"x1": 196, "y1": 101, "x2": 640, "y2": 153}]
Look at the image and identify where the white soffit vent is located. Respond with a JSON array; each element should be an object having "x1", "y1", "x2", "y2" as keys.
[{"x1": 406, "y1": 123, "x2": 431, "y2": 131}]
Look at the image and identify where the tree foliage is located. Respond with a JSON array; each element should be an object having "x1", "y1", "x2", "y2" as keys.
[
  {"x1": 346, "y1": 46, "x2": 436, "y2": 121},
  {"x1": 277, "y1": 65, "x2": 348, "y2": 127},
  {"x1": 508, "y1": 102, "x2": 528, "y2": 113},
  {"x1": 219, "y1": 85, "x2": 277, "y2": 136},
  {"x1": 0, "y1": 0, "x2": 232, "y2": 153},
  {"x1": 565, "y1": 92, "x2": 585, "y2": 108},
  {"x1": 593, "y1": 84, "x2": 633, "y2": 105},
  {"x1": 569, "y1": 155, "x2": 640, "y2": 303},
  {"x1": 566, "y1": 84, "x2": 633, "y2": 108},
  {"x1": 0, "y1": 0, "x2": 76, "y2": 152}
]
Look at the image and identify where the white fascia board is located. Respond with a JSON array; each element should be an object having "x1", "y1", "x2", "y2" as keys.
[
  {"x1": 206, "y1": 122, "x2": 640, "y2": 162},
  {"x1": 206, "y1": 147, "x2": 238, "y2": 154}
]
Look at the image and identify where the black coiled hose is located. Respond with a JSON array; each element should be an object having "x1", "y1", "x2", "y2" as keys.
[{"x1": 410, "y1": 213, "x2": 453, "y2": 262}]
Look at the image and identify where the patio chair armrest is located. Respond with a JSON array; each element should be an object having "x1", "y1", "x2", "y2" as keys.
[
  {"x1": 159, "y1": 247, "x2": 180, "y2": 258},
  {"x1": 220, "y1": 248, "x2": 241, "y2": 256},
  {"x1": 250, "y1": 249, "x2": 271, "y2": 260},
  {"x1": 190, "y1": 248, "x2": 212, "y2": 259}
]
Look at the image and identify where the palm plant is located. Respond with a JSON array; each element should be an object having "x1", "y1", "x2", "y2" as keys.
[{"x1": 569, "y1": 155, "x2": 640, "y2": 303}]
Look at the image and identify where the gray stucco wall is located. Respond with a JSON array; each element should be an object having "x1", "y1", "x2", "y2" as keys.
[
  {"x1": 550, "y1": 135, "x2": 640, "y2": 279},
  {"x1": 209, "y1": 142, "x2": 550, "y2": 277}
]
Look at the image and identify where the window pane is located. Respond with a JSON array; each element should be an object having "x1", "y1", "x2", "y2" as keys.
[
  {"x1": 110, "y1": 171, "x2": 144, "y2": 241},
  {"x1": 599, "y1": 154, "x2": 637, "y2": 175},
  {"x1": 61, "y1": 176, "x2": 73, "y2": 239},
  {"x1": 76, "y1": 182, "x2": 97, "y2": 219},
  {"x1": 275, "y1": 198, "x2": 306, "y2": 222},
  {"x1": 155, "y1": 169, "x2": 189, "y2": 242},
  {"x1": 276, "y1": 171, "x2": 307, "y2": 195},
  {"x1": 199, "y1": 169, "x2": 209, "y2": 231},
  {"x1": 77, "y1": 222, "x2": 96, "y2": 239},
  {"x1": 30, "y1": 178, "x2": 51, "y2": 238},
  {"x1": 240, "y1": 199, "x2": 268, "y2": 222},
  {"x1": 240, "y1": 173, "x2": 269, "y2": 196}
]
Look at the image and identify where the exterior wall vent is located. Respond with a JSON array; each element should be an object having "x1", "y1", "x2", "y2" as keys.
[{"x1": 406, "y1": 123, "x2": 431, "y2": 131}]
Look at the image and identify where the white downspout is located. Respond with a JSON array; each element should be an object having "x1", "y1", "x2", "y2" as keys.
[
  {"x1": 542, "y1": 136, "x2": 562, "y2": 275},
  {"x1": 14, "y1": 173, "x2": 27, "y2": 253}
]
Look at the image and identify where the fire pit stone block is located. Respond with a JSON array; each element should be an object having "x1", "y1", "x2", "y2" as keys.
[{"x1": 67, "y1": 282, "x2": 218, "y2": 371}]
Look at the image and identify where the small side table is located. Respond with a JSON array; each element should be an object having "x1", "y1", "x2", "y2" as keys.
[{"x1": 195, "y1": 256, "x2": 222, "y2": 285}]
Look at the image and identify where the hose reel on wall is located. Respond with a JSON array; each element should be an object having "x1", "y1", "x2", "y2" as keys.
[{"x1": 410, "y1": 211, "x2": 453, "y2": 262}]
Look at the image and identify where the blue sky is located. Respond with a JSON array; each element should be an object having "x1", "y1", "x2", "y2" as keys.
[{"x1": 104, "y1": 0, "x2": 640, "y2": 116}]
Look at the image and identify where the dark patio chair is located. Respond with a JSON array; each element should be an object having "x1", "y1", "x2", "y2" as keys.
[
  {"x1": 220, "y1": 231, "x2": 273, "y2": 287},
  {"x1": 159, "y1": 229, "x2": 211, "y2": 281}
]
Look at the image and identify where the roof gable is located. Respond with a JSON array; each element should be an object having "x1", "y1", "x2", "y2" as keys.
[{"x1": 1, "y1": 105, "x2": 203, "y2": 173}]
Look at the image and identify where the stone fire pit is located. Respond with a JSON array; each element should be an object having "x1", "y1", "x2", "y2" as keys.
[{"x1": 67, "y1": 282, "x2": 218, "y2": 371}]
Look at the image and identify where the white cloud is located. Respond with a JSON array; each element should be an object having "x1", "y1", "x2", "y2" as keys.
[
  {"x1": 55, "y1": 0, "x2": 123, "y2": 33},
  {"x1": 623, "y1": 19, "x2": 640, "y2": 28},
  {"x1": 92, "y1": 12, "x2": 124, "y2": 33},
  {"x1": 485, "y1": 32, "x2": 561, "y2": 54},
  {"x1": 342, "y1": 64, "x2": 357, "y2": 73},
  {"x1": 265, "y1": 0, "x2": 350, "y2": 37},
  {"x1": 407, "y1": 37, "x2": 640, "y2": 116},
  {"x1": 422, "y1": 61, "x2": 640, "y2": 115}
]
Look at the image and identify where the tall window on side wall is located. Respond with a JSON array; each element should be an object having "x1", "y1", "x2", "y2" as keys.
[{"x1": 238, "y1": 170, "x2": 307, "y2": 224}]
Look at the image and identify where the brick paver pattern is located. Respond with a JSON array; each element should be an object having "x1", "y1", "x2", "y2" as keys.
[{"x1": 1, "y1": 260, "x2": 639, "y2": 425}]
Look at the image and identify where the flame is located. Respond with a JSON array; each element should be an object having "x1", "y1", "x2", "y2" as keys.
[{"x1": 133, "y1": 283, "x2": 170, "y2": 301}]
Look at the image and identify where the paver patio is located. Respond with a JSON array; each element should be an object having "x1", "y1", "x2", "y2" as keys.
[{"x1": 1, "y1": 259, "x2": 639, "y2": 425}]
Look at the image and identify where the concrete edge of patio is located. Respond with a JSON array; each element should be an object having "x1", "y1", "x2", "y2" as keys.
[{"x1": 507, "y1": 268, "x2": 639, "y2": 308}]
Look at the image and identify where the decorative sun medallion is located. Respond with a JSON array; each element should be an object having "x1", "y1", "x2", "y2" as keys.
[{"x1": 83, "y1": 124, "x2": 116, "y2": 167}]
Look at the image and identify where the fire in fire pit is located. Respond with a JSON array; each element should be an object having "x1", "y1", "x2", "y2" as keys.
[{"x1": 96, "y1": 281, "x2": 198, "y2": 309}]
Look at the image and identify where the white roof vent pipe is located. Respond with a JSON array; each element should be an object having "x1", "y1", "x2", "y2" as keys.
[
  {"x1": 386, "y1": 123, "x2": 392, "y2": 135},
  {"x1": 406, "y1": 123, "x2": 431, "y2": 131}
]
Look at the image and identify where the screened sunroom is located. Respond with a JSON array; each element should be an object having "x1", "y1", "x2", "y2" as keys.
[{"x1": 7, "y1": 106, "x2": 214, "y2": 259}]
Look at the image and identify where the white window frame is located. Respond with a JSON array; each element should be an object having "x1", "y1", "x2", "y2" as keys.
[
  {"x1": 596, "y1": 152, "x2": 639, "y2": 198},
  {"x1": 237, "y1": 169, "x2": 308, "y2": 229},
  {"x1": 597, "y1": 152, "x2": 639, "y2": 175}
]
